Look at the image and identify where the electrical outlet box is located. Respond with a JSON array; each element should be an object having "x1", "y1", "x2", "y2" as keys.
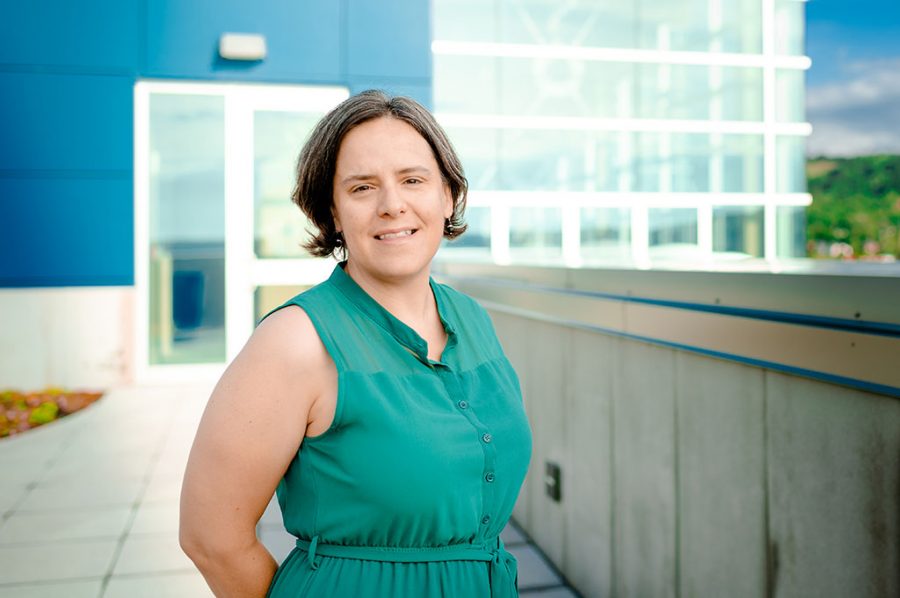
[{"x1": 545, "y1": 461, "x2": 561, "y2": 502}]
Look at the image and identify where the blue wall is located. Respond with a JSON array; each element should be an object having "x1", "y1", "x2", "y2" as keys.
[{"x1": 0, "y1": 0, "x2": 432, "y2": 287}]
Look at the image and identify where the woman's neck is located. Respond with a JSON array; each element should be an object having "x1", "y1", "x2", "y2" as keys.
[{"x1": 343, "y1": 260, "x2": 437, "y2": 329}]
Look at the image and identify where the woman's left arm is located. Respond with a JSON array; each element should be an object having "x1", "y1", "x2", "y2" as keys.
[{"x1": 179, "y1": 307, "x2": 326, "y2": 596}]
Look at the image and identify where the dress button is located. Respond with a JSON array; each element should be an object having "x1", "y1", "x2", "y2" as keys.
[
  {"x1": 457, "y1": 400, "x2": 468, "y2": 410},
  {"x1": 484, "y1": 472, "x2": 495, "y2": 483},
  {"x1": 481, "y1": 433, "x2": 492, "y2": 443},
  {"x1": 481, "y1": 515, "x2": 491, "y2": 524}
]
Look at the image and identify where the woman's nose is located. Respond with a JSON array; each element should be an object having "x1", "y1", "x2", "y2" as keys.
[{"x1": 377, "y1": 183, "x2": 406, "y2": 216}]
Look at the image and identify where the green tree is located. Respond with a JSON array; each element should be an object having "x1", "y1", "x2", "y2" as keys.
[{"x1": 806, "y1": 155, "x2": 900, "y2": 258}]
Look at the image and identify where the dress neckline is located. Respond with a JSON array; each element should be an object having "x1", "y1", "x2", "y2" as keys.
[{"x1": 328, "y1": 261, "x2": 458, "y2": 365}]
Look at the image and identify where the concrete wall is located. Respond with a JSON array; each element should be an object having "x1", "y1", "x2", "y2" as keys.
[
  {"x1": 0, "y1": 288, "x2": 134, "y2": 389},
  {"x1": 492, "y1": 309, "x2": 900, "y2": 598}
]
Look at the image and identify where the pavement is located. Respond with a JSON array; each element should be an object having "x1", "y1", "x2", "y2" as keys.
[{"x1": 0, "y1": 384, "x2": 577, "y2": 597}]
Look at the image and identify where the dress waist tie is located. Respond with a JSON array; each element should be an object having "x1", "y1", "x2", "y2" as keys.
[{"x1": 295, "y1": 535, "x2": 517, "y2": 598}]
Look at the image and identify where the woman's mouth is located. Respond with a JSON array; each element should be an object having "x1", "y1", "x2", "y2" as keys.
[{"x1": 375, "y1": 229, "x2": 417, "y2": 240}]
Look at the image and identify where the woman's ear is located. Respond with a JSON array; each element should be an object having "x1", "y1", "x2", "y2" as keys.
[{"x1": 442, "y1": 183, "x2": 453, "y2": 220}]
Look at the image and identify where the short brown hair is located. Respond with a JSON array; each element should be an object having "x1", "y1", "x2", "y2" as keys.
[{"x1": 292, "y1": 89, "x2": 469, "y2": 258}]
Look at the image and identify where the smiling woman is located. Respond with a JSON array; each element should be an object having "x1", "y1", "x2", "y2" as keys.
[{"x1": 179, "y1": 90, "x2": 533, "y2": 598}]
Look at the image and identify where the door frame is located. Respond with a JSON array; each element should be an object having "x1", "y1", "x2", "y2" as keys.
[{"x1": 133, "y1": 80, "x2": 348, "y2": 384}]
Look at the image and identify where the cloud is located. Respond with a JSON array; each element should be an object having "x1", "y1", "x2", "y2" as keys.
[{"x1": 806, "y1": 57, "x2": 900, "y2": 157}]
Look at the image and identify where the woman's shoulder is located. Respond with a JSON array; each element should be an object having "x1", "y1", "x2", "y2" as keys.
[{"x1": 251, "y1": 304, "x2": 329, "y2": 368}]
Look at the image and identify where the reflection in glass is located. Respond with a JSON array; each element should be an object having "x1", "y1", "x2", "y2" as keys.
[
  {"x1": 509, "y1": 207, "x2": 562, "y2": 260},
  {"x1": 713, "y1": 206, "x2": 764, "y2": 257},
  {"x1": 581, "y1": 208, "x2": 631, "y2": 260},
  {"x1": 722, "y1": 135, "x2": 764, "y2": 193},
  {"x1": 776, "y1": 69, "x2": 805, "y2": 123},
  {"x1": 777, "y1": 206, "x2": 807, "y2": 258},
  {"x1": 776, "y1": 136, "x2": 807, "y2": 193},
  {"x1": 649, "y1": 208, "x2": 698, "y2": 247},
  {"x1": 148, "y1": 94, "x2": 226, "y2": 365},
  {"x1": 436, "y1": 55, "x2": 762, "y2": 122},
  {"x1": 500, "y1": 129, "x2": 590, "y2": 191},
  {"x1": 775, "y1": 0, "x2": 805, "y2": 56},
  {"x1": 444, "y1": 127, "x2": 501, "y2": 190},
  {"x1": 254, "y1": 111, "x2": 325, "y2": 258},
  {"x1": 459, "y1": 0, "x2": 764, "y2": 54}
]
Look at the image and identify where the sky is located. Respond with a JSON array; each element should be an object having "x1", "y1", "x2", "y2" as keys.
[{"x1": 805, "y1": 0, "x2": 900, "y2": 156}]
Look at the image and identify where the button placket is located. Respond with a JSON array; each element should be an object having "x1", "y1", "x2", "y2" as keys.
[{"x1": 433, "y1": 364, "x2": 498, "y2": 543}]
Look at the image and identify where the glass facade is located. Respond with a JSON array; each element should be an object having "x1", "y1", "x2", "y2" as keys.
[
  {"x1": 148, "y1": 93, "x2": 226, "y2": 365},
  {"x1": 435, "y1": 0, "x2": 810, "y2": 264},
  {"x1": 253, "y1": 111, "x2": 322, "y2": 259}
]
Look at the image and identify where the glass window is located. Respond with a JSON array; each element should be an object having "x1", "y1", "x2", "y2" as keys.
[
  {"x1": 777, "y1": 206, "x2": 807, "y2": 258},
  {"x1": 636, "y1": 0, "x2": 710, "y2": 52},
  {"x1": 632, "y1": 133, "x2": 763, "y2": 193},
  {"x1": 499, "y1": 129, "x2": 591, "y2": 191},
  {"x1": 774, "y1": 0, "x2": 805, "y2": 56},
  {"x1": 435, "y1": 0, "x2": 764, "y2": 53},
  {"x1": 776, "y1": 136, "x2": 807, "y2": 193},
  {"x1": 509, "y1": 207, "x2": 562, "y2": 261},
  {"x1": 436, "y1": 56, "x2": 762, "y2": 123},
  {"x1": 776, "y1": 69, "x2": 805, "y2": 123},
  {"x1": 713, "y1": 206, "x2": 764, "y2": 256},
  {"x1": 434, "y1": 0, "x2": 498, "y2": 42},
  {"x1": 649, "y1": 208, "x2": 698, "y2": 247},
  {"x1": 443, "y1": 127, "x2": 501, "y2": 191},
  {"x1": 719, "y1": 0, "x2": 763, "y2": 53},
  {"x1": 637, "y1": 64, "x2": 762, "y2": 122},
  {"x1": 254, "y1": 111, "x2": 323, "y2": 259},
  {"x1": 254, "y1": 285, "x2": 310, "y2": 324},
  {"x1": 500, "y1": 58, "x2": 635, "y2": 119},
  {"x1": 497, "y1": 0, "x2": 638, "y2": 49},
  {"x1": 722, "y1": 134, "x2": 764, "y2": 193},
  {"x1": 442, "y1": 206, "x2": 492, "y2": 252},
  {"x1": 148, "y1": 93, "x2": 226, "y2": 365},
  {"x1": 581, "y1": 208, "x2": 631, "y2": 260},
  {"x1": 433, "y1": 55, "x2": 500, "y2": 114}
]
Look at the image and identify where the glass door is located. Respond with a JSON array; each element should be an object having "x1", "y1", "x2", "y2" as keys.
[{"x1": 134, "y1": 81, "x2": 348, "y2": 382}]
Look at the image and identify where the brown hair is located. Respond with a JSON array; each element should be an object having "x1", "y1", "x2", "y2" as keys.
[{"x1": 292, "y1": 89, "x2": 468, "y2": 258}]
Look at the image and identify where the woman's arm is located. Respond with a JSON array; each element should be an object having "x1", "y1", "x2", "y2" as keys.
[{"x1": 179, "y1": 306, "x2": 333, "y2": 597}]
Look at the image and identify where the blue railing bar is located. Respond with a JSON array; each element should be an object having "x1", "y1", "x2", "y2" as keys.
[{"x1": 444, "y1": 275, "x2": 900, "y2": 339}]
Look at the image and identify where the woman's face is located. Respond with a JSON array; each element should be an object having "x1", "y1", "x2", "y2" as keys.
[{"x1": 332, "y1": 116, "x2": 453, "y2": 284}]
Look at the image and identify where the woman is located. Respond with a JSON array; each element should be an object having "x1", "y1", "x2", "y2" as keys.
[{"x1": 180, "y1": 90, "x2": 533, "y2": 597}]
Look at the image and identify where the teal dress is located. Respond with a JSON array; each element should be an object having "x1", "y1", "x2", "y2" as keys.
[{"x1": 259, "y1": 262, "x2": 533, "y2": 598}]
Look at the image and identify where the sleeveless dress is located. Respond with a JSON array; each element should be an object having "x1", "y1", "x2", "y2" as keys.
[{"x1": 258, "y1": 262, "x2": 533, "y2": 598}]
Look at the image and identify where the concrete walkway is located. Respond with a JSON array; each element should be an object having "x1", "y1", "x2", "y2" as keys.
[{"x1": 0, "y1": 384, "x2": 577, "y2": 597}]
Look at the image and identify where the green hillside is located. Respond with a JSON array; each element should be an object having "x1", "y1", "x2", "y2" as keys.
[{"x1": 806, "y1": 155, "x2": 900, "y2": 258}]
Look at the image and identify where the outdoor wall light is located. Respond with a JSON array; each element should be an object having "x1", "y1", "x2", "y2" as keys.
[{"x1": 218, "y1": 33, "x2": 267, "y2": 61}]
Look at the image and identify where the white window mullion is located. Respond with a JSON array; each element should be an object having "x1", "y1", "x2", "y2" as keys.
[
  {"x1": 491, "y1": 205, "x2": 511, "y2": 265},
  {"x1": 763, "y1": 0, "x2": 778, "y2": 260},
  {"x1": 223, "y1": 92, "x2": 255, "y2": 361}
]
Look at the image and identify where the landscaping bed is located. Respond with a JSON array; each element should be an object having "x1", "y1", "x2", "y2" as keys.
[{"x1": 0, "y1": 388, "x2": 103, "y2": 438}]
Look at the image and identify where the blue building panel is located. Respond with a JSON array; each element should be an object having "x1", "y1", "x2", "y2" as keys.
[
  {"x1": 143, "y1": 0, "x2": 342, "y2": 82},
  {"x1": 346, "y1": 0, "x2": 432, "y2": 79},
  {"x1": 0, "y1": 73, "x2": 133, "y2": 173},
  {"x1": 0, "y1": 177, "x2": 134, "y2": 287},
  {"x1": 0, "y1": 0, "x2": 434, "y2": 288},
  {"x1": 0, "y1": 0, "x2": 139, "y2": 72}
]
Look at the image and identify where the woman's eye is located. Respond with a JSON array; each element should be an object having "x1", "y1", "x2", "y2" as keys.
[
  {"x1": 351, "y1": 185, "x2": 371, "y2": 193},
  {"x1": 404, "y1": 178, "x2": 422, "y2": 185}
]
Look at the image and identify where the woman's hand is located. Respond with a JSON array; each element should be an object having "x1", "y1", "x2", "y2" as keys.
[{"x1": 179, "y1": 306, "x2": 334, "y2": 597}]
